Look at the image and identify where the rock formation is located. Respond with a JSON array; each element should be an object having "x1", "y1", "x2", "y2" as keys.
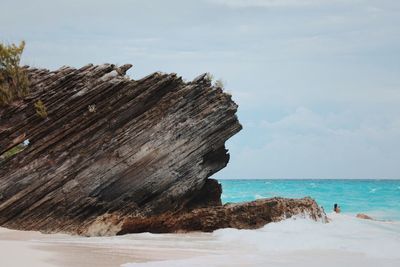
[
  {"x1": 117, "y1": 197, "x2": 327, "y2": 235},
  {"x1": 0, "y1": 64, "x2": 326, "y2": 235},
  {"x1": 356, "y1": 213, "x2": 374, "y2": 220}
]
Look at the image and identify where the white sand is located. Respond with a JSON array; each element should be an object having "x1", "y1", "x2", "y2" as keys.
[
  {"x1": 1, "y1": 214, "x2": 400, "y2": 267},
  {"x1": 0, "y1": 227, "x2": 206, "y2": 267},
  {"x1": 0, "y1": 227, "x2": 57, "y2": 267}
]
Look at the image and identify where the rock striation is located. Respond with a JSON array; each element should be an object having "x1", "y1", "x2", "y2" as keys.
[{"x1": 0, "y1": 64, "x2": 326, "y2": 235}]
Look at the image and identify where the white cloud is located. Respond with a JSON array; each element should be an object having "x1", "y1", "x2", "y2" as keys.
[
  {"x1": 1, "y1": 0, "x2": 399, "y2": 178},
  {"x1": 221, "y1": 107, "x2": 400, "y2": 179},
  {"x1": 208, "y1": 0, "x2": 350, "y2": 8}
]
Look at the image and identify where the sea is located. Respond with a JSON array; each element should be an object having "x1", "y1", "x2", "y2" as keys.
[
  {"x1": 41, "y1": 179, "x2": 400, "y2": 267},
  {"x1": 220, "y1": 179, "x2": 400, "y2": 221}
]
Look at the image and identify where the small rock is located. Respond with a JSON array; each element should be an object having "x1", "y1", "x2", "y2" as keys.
[{"x1": 356, "y1": 213, "x2": 374, "y2": 220}]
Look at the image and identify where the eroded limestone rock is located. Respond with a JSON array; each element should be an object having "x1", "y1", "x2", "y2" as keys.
[{"x1": 0, "y1": 64, "x2": 241, "y2": 233}]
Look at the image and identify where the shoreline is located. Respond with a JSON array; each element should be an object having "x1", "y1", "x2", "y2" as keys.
[
  {"x1": 1, "y1": 213, "x2": 399, "y2": 267},
  {"x1": 0, "y1": 227, "x2": 210, "y2": 267}
]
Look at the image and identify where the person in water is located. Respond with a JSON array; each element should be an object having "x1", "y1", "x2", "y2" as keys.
[{"x1": 334, "y1": 203, "x2": 341, "y2": 213}]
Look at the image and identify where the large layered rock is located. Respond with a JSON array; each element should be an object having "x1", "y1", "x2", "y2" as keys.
[{"x1": 0, "y1": 64, "x2": 326, "y2": 235}]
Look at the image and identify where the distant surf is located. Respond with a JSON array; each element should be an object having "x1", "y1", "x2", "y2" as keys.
[
  {"x1": 220, "y1": 179, "x2": 400, "y2": 221},
  {"x1": 3, "y1": 179, "x2": 398, "y2": 267},
  {"x1": 121, "y1": 213, "x2": 400, "y2": 267},
  {"x1": 119, "y1": 179, "x2": 400, "y2": 266}
]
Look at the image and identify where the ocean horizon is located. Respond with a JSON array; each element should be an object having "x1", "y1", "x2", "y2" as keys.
[
  {"x1": 41, "y1": 179, "x2": 400, "y2": 267},
  {"x1": 1, "y1": 179, "x2": 399, "y2": 267}
]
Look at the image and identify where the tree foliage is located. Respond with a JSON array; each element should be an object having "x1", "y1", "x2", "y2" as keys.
[
  {"x1": 0, "y1": 41, "x2": 29, "y2": 106},
  {"x1": 34, "y1": 99, "x2": 48, "y2": 118},
  {"x1": 214, "y1": 79, "x2": 225, "y2": 88}
]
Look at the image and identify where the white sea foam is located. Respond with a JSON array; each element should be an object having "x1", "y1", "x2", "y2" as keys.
[
  {"x1": 254, "y1": 194, "x2": 267, "y2": 199},
  {"x1": 121, "y1": 213, "x2": 400, "y2": 267},
  {"x1": 34, "y1": 213, "x2": 400, "y2": 267},
  {"x1": 309, "y1": 182, "x2": 317, "y2": 188}
]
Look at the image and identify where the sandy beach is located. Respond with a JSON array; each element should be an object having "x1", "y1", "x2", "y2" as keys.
[
  {"x1": 0, "y1": 227, "x2": 55, "y2": 267},
  {"x1": 0, "y1": 226, "x2": 208, "y2": 267},
  {"x1": 1, "y1": 214, "x2": 399, "y2": 267}
]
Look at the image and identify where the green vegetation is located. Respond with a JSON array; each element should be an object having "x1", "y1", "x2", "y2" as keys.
[
  {"x1": 205, "y1": 73, "x2": 225, "y2": 89},
  {"x1": 0, "y1": 41, "x2": 29, "y2": 106},
  {"x1": 214, "y1": 79, "x2": 225, "y2": 88},
  {"x1": 1, "y1": 144, "x2": 25, "y2": 159},
  {"x1": 34, "y1": 100, "x2": 48, "y2": 118},
  {"x1": 0, "y1": 141, "x2": 29, "y2": 163},
  {"x1": 205, "y1": 72, "x2": 214, "y2": 81},
  {"x1": 88, "y1": 104, "x2": 96, "y2": 113}
]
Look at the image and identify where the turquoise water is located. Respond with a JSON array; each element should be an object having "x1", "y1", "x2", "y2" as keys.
[{"x1": 219, "y1": 179, "x2": 400, "y2": 221}]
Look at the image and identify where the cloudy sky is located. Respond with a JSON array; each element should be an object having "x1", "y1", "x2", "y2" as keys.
[{"x1": 1, "y1": 0, "x2": 399, "y2": 179}]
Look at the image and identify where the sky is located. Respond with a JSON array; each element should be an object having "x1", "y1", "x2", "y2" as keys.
[{"x1": 1, "y1": 0, "x2": 400, "y2": 179}]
